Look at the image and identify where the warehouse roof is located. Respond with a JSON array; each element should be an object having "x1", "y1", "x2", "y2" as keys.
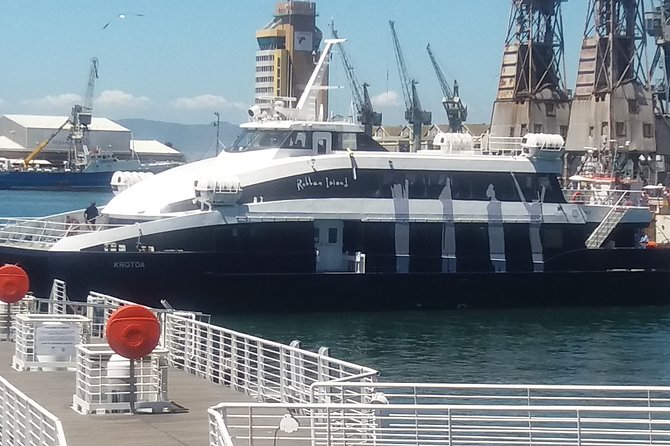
[
  {"x1": 132, "y1": 140, "x2": 181, "y2": 155},
  {"x1": 4, "y1": 114, "x2": 129, "y2": 132}
]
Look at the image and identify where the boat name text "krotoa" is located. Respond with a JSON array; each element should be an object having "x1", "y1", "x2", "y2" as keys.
[
  {"x1": 297, "y1": 176, "x2": 349, "y2": 191},
  {"x1": 113, "y1": 261, "x2": 146, "y2": 269}
]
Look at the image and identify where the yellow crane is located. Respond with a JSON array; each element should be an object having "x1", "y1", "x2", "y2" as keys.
[{"x1": 22, "y1": 118, "x2": 69, "y2": 168}]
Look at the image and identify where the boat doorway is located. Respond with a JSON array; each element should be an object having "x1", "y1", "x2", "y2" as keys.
[
  {"x1": 313, "y1": 132, "x2": 332, "y2": 155},
  {"x1": 314, "y1": 220, "x2": 344, "y2": 271}
]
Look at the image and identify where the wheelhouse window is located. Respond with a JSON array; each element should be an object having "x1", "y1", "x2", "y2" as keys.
[
  {"x1": 228, "y1": 129, "x2": 292, "y2": 152},
  {"x1": 228, "y1": 129, "x2": 388, "y2": 153},
  {"x1": 228, "y1": 130, "x2": 315, "y2": 152}
]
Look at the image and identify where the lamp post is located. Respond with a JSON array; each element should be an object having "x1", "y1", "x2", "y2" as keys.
[{"x1": 213, "y1": 112, "x2": 221, "y2": 156}]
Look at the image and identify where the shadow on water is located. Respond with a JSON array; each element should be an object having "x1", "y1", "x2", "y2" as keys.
[{"x1": 217, "y1": 305, "x2": 670, "y2": 385}]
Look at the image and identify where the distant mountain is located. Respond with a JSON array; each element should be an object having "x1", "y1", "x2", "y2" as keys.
[{"x1": 118, "y1": 118, "x2": 241, "y2": 162}]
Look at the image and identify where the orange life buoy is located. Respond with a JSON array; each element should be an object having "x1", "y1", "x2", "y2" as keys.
[
  {"x1": 106, "y1": 305, "x2": 160, "y2": 359},
  {"x1": 0, "y1": 264, "x2": 29, "y2": 304}
]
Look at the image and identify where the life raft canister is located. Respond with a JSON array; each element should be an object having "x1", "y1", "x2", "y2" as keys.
[
  {"x1": 0, "y1": 264, "x2": 29, "y2": 304},
  {"x1": 106, "y1": 305, "x2": 160, "y2": 359}
]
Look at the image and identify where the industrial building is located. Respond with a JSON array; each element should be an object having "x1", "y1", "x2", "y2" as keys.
[
  {"x1": 0, "y1": 114, "x2": 183, "y2": 165},
  {"x1": 565, "y1": 0, "x2": 656, "y2": 175},
  {"x1": 254, "y1": 1, "x2": 326, "y2": 114},
  {"x1": 490, "y1": 0, "x2": 571, "y2": 140}
]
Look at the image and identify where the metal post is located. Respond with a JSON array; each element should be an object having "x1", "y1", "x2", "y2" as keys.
[
  {"x1": 214, "y1": 112, "x2": 221, "y2": 156},
  {"x1": 129, "y1": 359, "x2": 136, "y2": 414},
  {"x1": 5, "y1": 303, "x2": 10, "y2": 342}
]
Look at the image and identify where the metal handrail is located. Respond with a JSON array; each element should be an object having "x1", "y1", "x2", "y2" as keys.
[
  {"x1": 585, "y1": 190, "x2": 631, "y2": 248},
  {"x1": 0, "y1": 209, "x2": 123, "y2": 248},
  {"x1": 26, "y1": 285, "x2": 377, "y2": 408},
  {"x1": 208, "y1": 401, "x2": 670, "y2": 446},
  {"x1": 0, "y1": 376, "x2": 67, "y2": 446},
  {"x1": 309, "y1": 381, "x2": 670, "y2": 408},
  {"x1": 163, "y1": 313, "x2": 378, "y2": 405},
  {"x1": 207, "y1": 408, "x2": 235, "y2": 446}
]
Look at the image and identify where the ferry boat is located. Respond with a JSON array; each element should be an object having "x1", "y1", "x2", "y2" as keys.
[{"x1": 0, "y1": 39, "x2": 669, "y2": 312}]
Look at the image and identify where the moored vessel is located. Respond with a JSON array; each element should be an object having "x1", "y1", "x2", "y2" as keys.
[{"x1": 0, "y1": 40, "x2": 669, "y2": 312}]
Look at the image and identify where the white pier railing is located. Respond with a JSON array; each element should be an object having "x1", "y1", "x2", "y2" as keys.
[
  {"x1": 208, "y1": 401, "x2": 670, "y2": 446},
  {"x1": 309, "y1": 381, "x2": 670, "y2": 408},
  {"x1": 0, "y1": 376, "x2": 67, "y2": 446},
  {"x1": 29, "y1": 284, "x2": 378, "y2": 408},
  {"x1": 163, "y1": 313, "x2": 378, "y2": 405},
  {"x1": 12, "y1": 282, "x2": 670, "y2": 446}
]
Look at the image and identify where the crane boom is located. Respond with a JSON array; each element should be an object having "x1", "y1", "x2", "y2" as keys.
[
  {"x1": 426, "y1": 44, "x2": 467, "y2": 132},
  {"x1": 389, "y1": 20, "x2": 431, "y2": 152},
  {"x1": 330, "y1": 21, "x2": 381, "y2": 135},
  {"x1": 426, "y1": 44, "x2": 452, "y2": 99},
  {"x1": 83, "y1": 57, "x2": 99, "y2": 113},
  {"x1": 23, "y1": 118, "x2": 69, "y2": 168},
  {"x1": 389, "y1": 20, "x2": 414, "y2": 111}
]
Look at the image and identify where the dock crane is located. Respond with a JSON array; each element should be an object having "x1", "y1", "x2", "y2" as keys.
[
  {"x1": 426, "y1": 44, "x2": 467, "y2": 133},
  {"x1": 329, "y1": 20, "x2": 382, "y2": 136},
  {"x1": 389, "y1": 21, "x2": 431, "y2": 152},
  {"x1": 70, "y1": 57, "x2": 99, "y2": 156},
  {"x1": 647, "y1": 0, "x2": 670, "y2": 115},
  {"x1": 22, "y1": 57, "x2": 99, "y2": 169}
]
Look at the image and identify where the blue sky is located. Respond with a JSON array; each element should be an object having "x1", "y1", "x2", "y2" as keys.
[{"x1": 0, "y1": 1, "x2": 610, "y2": 126}]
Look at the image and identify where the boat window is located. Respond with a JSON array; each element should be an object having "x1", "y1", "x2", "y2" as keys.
[
  {"x1": 341, "y1": 133, "x2": 357, "y2": 151},
  {"x1": 228, "y1": 129, "x2": 320, "y2": 152},
  {"x1": 227, "y1": 129, "x2": 292, "y2": 152},
  {"x1": 285, "y1": 131, "x2": 312, "y2": 149},
  {"x1": 328, "y1": 228, "x2": 338, "y2": 244}
]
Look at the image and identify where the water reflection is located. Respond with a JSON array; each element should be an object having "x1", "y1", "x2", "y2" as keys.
[{"x1": 218, "y1": 305, "x2": 670, "y2": 385}]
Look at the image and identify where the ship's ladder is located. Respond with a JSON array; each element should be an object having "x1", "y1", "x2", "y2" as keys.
[{"x1": 584, "y1": 192, "x2": 629, "y2": 249}]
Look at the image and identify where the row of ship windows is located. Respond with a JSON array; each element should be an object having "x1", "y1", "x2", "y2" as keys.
[
  {"x1": 256, "y1": 55, "x2": 275, "y2": 62},
  {"x1": 256, "y1": 66, "x2": 274, "y2": 73},
  {"x1": 255, "y1": 87, "x2": 274, "y2": 94},
  {"x1": 255, "y1": 76, "x2": 275, "y2": 83}
]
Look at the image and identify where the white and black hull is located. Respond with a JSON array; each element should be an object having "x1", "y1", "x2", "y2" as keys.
[
  {"x1": 3, "y1": 248, "x2": 670, "y2": 312},
  {"x1": 0, "y1": 126, "x2": 660, "y2": 312},
  {"x1": 2, "y1": 215, "x2": 669, "y2": 312}
]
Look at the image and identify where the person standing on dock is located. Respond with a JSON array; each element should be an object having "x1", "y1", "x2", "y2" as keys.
[{"x1": 84, "y1": 201, "x2": 99, "y2": 226}]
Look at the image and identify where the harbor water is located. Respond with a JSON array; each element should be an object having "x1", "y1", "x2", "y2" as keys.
[{"x1": 2, "y1": 190, "x2": 670, "y2": 385}]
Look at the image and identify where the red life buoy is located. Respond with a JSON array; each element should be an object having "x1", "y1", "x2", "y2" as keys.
[
  {"x1": 106, "y1": 305, "x2": 160, "y2": 359},
  {"x1": 572, "y1": 191, "x2": 584, "y2": 203},
  {"x1": 0, "y1": 264, "x2": 29, "y2": 304}
]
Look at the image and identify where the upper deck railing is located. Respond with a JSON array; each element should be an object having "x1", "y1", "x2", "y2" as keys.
[{"x1": 0, "y1": 209, "x2": 114, "y2": 249}]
